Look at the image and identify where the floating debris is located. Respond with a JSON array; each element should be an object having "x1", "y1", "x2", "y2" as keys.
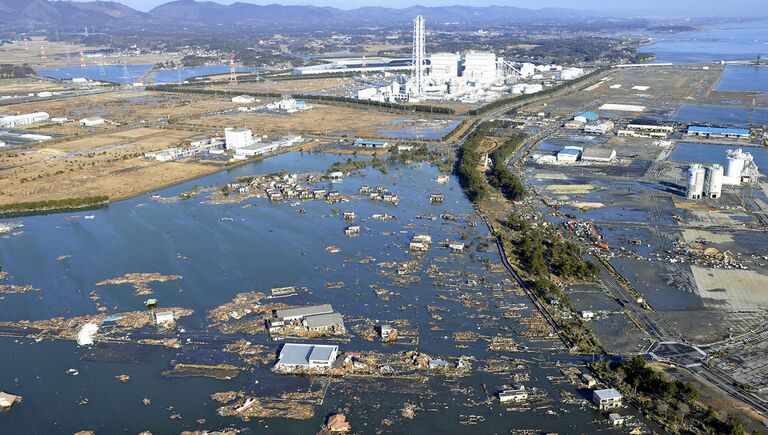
[{"x1": 96, "y1": 273, "x2": 182, "y2": 296}]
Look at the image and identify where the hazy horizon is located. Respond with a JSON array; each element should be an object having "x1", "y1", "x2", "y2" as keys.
[{"x1": 58, "y1": 0, "x2": 768, "y2": 17}]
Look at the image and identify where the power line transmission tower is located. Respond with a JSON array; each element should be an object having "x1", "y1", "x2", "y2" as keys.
[{"x1": 229, "y1": 55, "x2": 238, "y2": 87}]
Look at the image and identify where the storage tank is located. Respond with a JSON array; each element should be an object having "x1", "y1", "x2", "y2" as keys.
[
  {"x1": 704, "y1": 164, "x2": 724, "y2": 199},
  {"x1": 686, "y1": 164, "x2": 706, "y2": 200},
  {"x1": 726, "y1": 149, "x2": 748, "y2": 179}
]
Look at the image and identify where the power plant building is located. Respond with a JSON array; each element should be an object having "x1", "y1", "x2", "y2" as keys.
[
  {"x1": 429, "y1": 53, "x2": 460, "y2": 81},
  {"x1": 462, "y1": 51, "x2": 498, "y2": 83}
]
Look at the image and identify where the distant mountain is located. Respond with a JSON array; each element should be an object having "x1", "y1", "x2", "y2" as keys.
[
  {"x1": 0, "y1": 0, "x2": 600, "y2": 29},
  {"x1": 147, "y1": 1, "x2": 597, "y2": 27},
  {"x1": 0, "y1": 0, "x2": 146, "y2": 26}
]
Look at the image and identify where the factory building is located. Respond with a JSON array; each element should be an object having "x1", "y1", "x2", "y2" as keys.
[
  {"x1": 581, "y1": 148, "x2": 617, "y2": 163},
  {"x1": 274, "y1": 343, "x2": 339, "y2": 370},
  {"x1": 462, "y1": 51, "x2": 498, "y2": 83},
  {"x1": 557, "y1": 146, "x2": 583, "y2": 163},
  {"x1": 704, "y1": 164, "x2": 724, "y2": 199},
  {"x1": 0, "y1": 112, "x2": 50, "y2": 128},
  {"x1": 724, "y1": 148, "x2": 760, "y2": 184},
  {"x1": 429, "y1": 53, "x2": 460, "y2": 81},
  {"x1": 225, "y1": 128, "x2": 254, "y2": 150},
  {"x1": 618, "y1": 119, "x2": 675, "y2": 138},
  {"x1": 575, "y1": 111, "x2": 599, "y2": 123},
  {"x1": 584, "y1": 120, "x2": 614, "y2": 135},
  {"x1": 686, "y1": 164, "x2": 706, "y2": 200},
  {"x1": 687, "y1": 126, "x2": 750, "y2": 139}
]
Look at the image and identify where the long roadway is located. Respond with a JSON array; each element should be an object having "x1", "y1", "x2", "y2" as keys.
[{"x1": 449, "y1": 64, "x2": 768, "y2": 419}]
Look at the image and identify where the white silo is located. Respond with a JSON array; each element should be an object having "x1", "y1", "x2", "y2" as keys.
[
  {"x1": 686, "y1": 164, "x2": 706, "y2": 200},
  {"x1": 726, "y1": 149, "x2": 748, "y2": 180},
  {"x1": 704, "y1": 164, "x2": 724, "y2": 199}
]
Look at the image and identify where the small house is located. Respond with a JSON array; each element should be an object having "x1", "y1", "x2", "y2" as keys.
[{"x1": 592, "y1": 388, "x2": 623, "y2": 410}]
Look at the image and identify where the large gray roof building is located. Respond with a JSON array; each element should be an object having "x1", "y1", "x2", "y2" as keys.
[
  {"x1": 275, "y1": 343, "x2": 339, "y2": 369},
  {"x1": 304, "y1": 312, "x2": 345, "y2": 331},
  {"x1": 275, "y1": 304, "x2": 334, "y2": 321}
]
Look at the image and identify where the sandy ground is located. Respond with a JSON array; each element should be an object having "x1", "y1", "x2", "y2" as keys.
[
  {"x1": 3, "y1": 90, "x2": 241, "y2": 136},
  {"x1": 184, "y1": 103, "x2": 410, "y2": 137},
  {"x1": 0, "y1": 78, "x2": 66, "y2": 95},
  {"x1": 210, "y1": 77, "x2": 355, "y2": 95},
  {"x1": 0, "y1": 127, "x2": 219, "y2": 204},
  {"x1": 691, "y1": 266, "x2": 768, "y2": 311}
]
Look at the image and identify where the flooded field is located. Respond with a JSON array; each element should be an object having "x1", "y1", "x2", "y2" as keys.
[
  {"x1": 0, "y1": 152, "x2": 655, "y2": 433},
  {"x1": 716, "y1": 65, "x2": 768, "y2": 93},
  {"x1": 669, "y1": 142, "x2": 768, "y2": 171},
  {"x1": 376, "y1": 118, "x2": 462, "y2": 140},
  {"x1": 670, "y1": 104, "x2": 768, "y2": 126}
]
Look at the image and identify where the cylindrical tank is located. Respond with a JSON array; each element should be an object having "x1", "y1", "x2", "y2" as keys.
[
  {"x1": 686, "y1": 164, "x2": 706, "y2": 200},
  {"x1": 726, "y1": 149, "x2": 747, "y2": 178},
  {"x1": 705, "y1": 164, "x2": 724, "y2": 199}
]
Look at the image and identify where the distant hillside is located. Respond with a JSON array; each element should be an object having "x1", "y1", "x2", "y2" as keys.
[
  {"x1": 0, "y1": 0, "x2": 600, "y2": 29},
  {"x1": 0, "y1": 0, "x2": 146, "y2": 26}
]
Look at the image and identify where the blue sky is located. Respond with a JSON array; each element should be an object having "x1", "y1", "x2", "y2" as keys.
[{"x1": 68, "y1": 0, "x2": 768, "y2": 16}]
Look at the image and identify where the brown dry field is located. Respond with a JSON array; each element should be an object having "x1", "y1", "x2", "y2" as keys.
[
  {"x1": 0, "y1": 127, "x2": 220, "y2": 204},
  {"x1": 6, "y1": 90, "x2": 241, "y2": 136},
  {"x1": 183, "y1": 103, "x2": 416, "y2": 137},
  {"x1": 0, "y1": 78, "x2": 66, "y2": 94},
  {"x1": 208, "y1": 76, "x2": 355, "y2": 95},
  {"x1": 0, "y1": 38, "x2": 172, "y2": 67}
]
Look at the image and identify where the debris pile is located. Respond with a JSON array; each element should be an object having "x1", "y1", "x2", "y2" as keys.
[{"x1": 96, "y1": 273, "x2": 182, "y2": 296}]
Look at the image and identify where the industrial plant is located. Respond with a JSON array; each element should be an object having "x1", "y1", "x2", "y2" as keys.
[
  {"x1": 347, "y1": 16, "x2": 586, "y2": 103},
  {"x1": 685, "y1": 148, "x2": 761, "y2": 200}
]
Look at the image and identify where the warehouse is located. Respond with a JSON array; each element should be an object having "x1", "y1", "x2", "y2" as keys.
[
  {"x1": 557, "y1": 146, "x2": 582, "y2": 163},
  {"x1": 584, "y1": 120, "x2": 614, "y2": 135},
  {"x1": 581, "y1": 148, "x2": 617, "y2": 162},
  {"x1": 354, "y1": 139, "x2": 390, "y2": 149},
  {"x1": 627, "y1": 119, "x2": 674, "y2": 133},
  {"x1": 274, "y1": 343, "x2": 339, "y2": 370},
  {"x1": 687, "y1": 126, "x2": 750, "y2": 139},
  {"x1": 80, "y1": 116, "x2": 105, "y2": 127},
  {"x1": 599, "y1": 103, "x2": 646, "y2": 112},
  {"x1": 0, "y1": 112, "x2": 50, "y2": 128},
  {"x1": 303, "y1": 312, "x2": 346, "y2": 332},
  {"x1": 275, "y1": 304, "x2": 334, "y2": 321}
]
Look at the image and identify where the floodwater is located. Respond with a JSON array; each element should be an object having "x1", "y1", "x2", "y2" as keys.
[
  {"x1": 638, "y1": 20, "x2": 768, "y2": 63},
  {"x1": 716, "y1": 65, "x2": 768, "y2": 92},
  {"x1": 376, "y1": 118, "x2": 462, "y2": 140},
  {"x1": 671, "y1": 105, "x2": 751, "y2": 126},
  {"x1": 151, "y1": 66, "x2": 259, "y2": 85},
  {"x1": 0, "y1": 152, "x2": 657, "y2": 433},
  {"x1": 37, "y1": 64, "x2": 155, "y2": 83},
  {"x1": 36, "y1": 64, "x2": 254, "y2": 84},
  {"x1": 669, "y1": 142, "x2": 768, "y2": 172}
]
